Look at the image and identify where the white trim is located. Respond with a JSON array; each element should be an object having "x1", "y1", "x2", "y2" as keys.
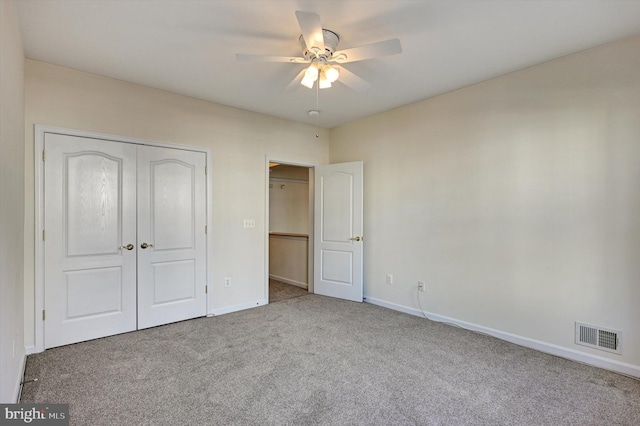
[
  {"x1": 269, "y1": 274, "x2": 308, "y2": 289},
  {"x1": 264, "y1": 157, "x2": 318, "y2": 304},
  {"x1": 211, "y1": 300, "x2": 267, "y2": 316},
  {"x1": 34, "y1": 124, "x2": 213, "y2": 352},
  {"x1": 34, "y1": 126, "x2": 45, "y2": 353},
  {"x1": 205, "y1": 145, "x2": 214, "y2": 317},
  {"x1": 364, "y1": 296, "x2": 423, "y2": 317},
  {"x1": 25, "y1": 346, "x2": 36, "y2": 355},
  {"x1": 364, "y1": 295, "x2": 640, "y2": 379},
  {"x1": 14, "y1": 353, "x2": 27, "y2": 403},
  {"x1": 36, "y1": 125, "x2": 207, "y2": 152},
  {"x1": 307, "y1": 168, "x2": 315, "y2": 294},
  {"x1": 264, "y1": 159, "x2": 270, "y2": 304}
]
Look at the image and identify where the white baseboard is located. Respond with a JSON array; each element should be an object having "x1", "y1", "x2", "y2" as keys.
[
  {"x1": 269, "y1": 274, "x2": 308, "y2": 289},
  {"x1": 364, "y1": 295, "x2": 640, "y2": 379},
  {"x1": 25, "y1": 346, "x2": 37, "y2": 355},
  {"x1": 210, "y1": 299, "x2": 267, "y2": 316}
]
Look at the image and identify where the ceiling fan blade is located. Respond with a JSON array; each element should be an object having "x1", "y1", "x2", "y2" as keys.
[
  {"x1": 295, "y1": 11, "x2": 325, "y2": 54},
  {"x1": 236, "y1": 54, "x2": 307, "y2": 63},
  {"x1": 285, "y1": 69, "x2": 307, "y2": 92},
  {"x1": 332, "y1": 38, "x2": 402, "y2": 63},
  {"x1": 338, "y1": 66, "x2": 370, "y2": 92}
]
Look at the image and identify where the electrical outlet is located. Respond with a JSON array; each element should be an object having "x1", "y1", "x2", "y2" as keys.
[
  {"x1": 418, "y1": 281, "x2": 425, "y2": 292},
  {"x1": 224, "y1": 277, "x2": 232, "y2": 287},
  {"x1": 386, "y1": 274, "x2": 393, "y2": 285}
]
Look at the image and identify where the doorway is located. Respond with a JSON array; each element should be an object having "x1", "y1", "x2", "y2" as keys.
[
  {"x1": 264, "y1": 159, "x2": 365, "y2": 305},
  {"x1": 267, "y1": 162, "x2": 313, "y2": 302}
]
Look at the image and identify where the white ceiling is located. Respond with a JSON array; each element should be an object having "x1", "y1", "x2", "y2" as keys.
[{"x1": 16, "y1": 0, "x2": 640, "y2": 128}]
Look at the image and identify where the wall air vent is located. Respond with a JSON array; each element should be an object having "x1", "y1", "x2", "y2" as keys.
[{"x1": 575, "y1": 322, "x2": 621, "y2": 354}]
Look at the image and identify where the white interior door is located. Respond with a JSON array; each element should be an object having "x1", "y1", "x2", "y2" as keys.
[
  {"x1": 136, "y1": 146, "x2": 207, "y2": 329},
  {"x1": 44, "y1": 134, "x2": 137, "y2": 348},
  {"x1": 314, "y1": 161, "x2": 364, "y2": 302},
  {"x1": 44, "y1": 133, "x2": 208, "y2": 347}
]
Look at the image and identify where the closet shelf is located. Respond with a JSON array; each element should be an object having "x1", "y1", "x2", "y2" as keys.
[{"x1": 269, "y1": 232, "x2": 309, "y2": 239}]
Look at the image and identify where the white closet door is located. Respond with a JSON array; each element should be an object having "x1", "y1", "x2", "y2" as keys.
[
  {"x1": 44, "y1": 134, "x2": 137, "y2": 349},
  {"x1": 136, "y1": 146, "x2": 207, "y2": 329}
]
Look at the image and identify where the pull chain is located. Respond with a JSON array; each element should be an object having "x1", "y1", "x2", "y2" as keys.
[{"x1": 315, "y1": 82, "x2": 320, "y2": 138}]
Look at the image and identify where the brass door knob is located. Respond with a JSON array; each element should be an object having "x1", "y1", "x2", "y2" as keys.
[
  {"x1": 119, "y1": 244, "x2": 134, "y2": 251},
  {"x1": 349, "y1": 236, "x2": 362, "y2": 242},
  {"x1": 140, "y1": 242, "x2": 154, "y2": 249}
]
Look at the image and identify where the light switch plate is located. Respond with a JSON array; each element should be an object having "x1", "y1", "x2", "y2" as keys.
[{"x1": 243, "y1": 219, "x2": 255, "y2": 228}]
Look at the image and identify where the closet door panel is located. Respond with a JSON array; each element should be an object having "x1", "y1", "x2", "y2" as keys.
[
  {"x1": 44, "y1": 133, "x2": 137, "y2": 348},
  {"x1": 137, "y1": 146, "x2": 207, "y2": 329}
]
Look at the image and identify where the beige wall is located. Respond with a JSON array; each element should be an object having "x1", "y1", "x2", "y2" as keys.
[
  {"x1": 24, "y1": 60, "x2": 329, "y2": 348},
  {"x1": 269, "y1": 173, "x2": 309, "y2": 234},
  {"x1": 269, "y1": 235, "x2": 309, "y2": 288},
  {"x1": 0, "y1": 0, "x2": 26, "y2": 402},
  {"x1": 330, "y1": 35, "x2": 640, "y2": 370}
]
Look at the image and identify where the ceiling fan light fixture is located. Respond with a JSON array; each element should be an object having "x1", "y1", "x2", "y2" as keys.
[
  {"x1": 319, "y1": 74, "x2": 332, "y2": 89},
  {"x1": 301, "y1": 63, "x2": 319, "y2": 88},
  {"x1": 305, "y1": 64, "x2": 319, "y2": 80},
  {"x1": 301, "y1": 75, "x2": 315, "y2": 89},
  {"x1": 237, "y1": 11, "x2": 402, "y2": 93},
  {"x1": 301, "y1": 65, "x2": 318, "y2": 88},
  {"x1": 324, "y1": 65, "x2": 339, "y2": 83}
]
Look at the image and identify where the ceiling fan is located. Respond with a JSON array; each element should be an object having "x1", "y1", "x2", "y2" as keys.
[{"x1": 236, "y1": 11, "x2": 402, "y2": 92}]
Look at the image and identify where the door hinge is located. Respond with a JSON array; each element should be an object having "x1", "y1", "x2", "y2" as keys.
[
  {"x1": 42, "y1": 150, "x2": 45, "y2": 162},
  {"x1": 42, "y1": 310, "x2": 45, "y2": 321},
  {"x1": 205, "y1": 166, "x2": 207, "y2": 175},
  {"x1": 42, "y1": 230, "x2": 46, "y2": 241},
  {"x1": 205, "y1": 225, "x2": 208, "y2": 234},
  {"x1": 205, "y1": 285, "x2": 208, "y2": 294}
]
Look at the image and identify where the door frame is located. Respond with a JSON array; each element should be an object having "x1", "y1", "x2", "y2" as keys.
[
  {"x1": 264, "y1": 157, "x2": 317, "y2": 303},
  {"x1": 34, "y1": 125, "x2": 213, "y2": 353}
]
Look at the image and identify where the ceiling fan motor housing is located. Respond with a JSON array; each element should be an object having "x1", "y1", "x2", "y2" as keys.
[{"x1": 300, "y1": 29, "x2": 340, "y2": 60}]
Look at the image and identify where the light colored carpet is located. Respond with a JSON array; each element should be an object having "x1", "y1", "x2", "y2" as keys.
[
  {"x1": 21, "y1": 295, "x2": 640, "y2": 425},
  {"x1": 269, "y1": 279, "x2": 309, "y2": 303}
]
